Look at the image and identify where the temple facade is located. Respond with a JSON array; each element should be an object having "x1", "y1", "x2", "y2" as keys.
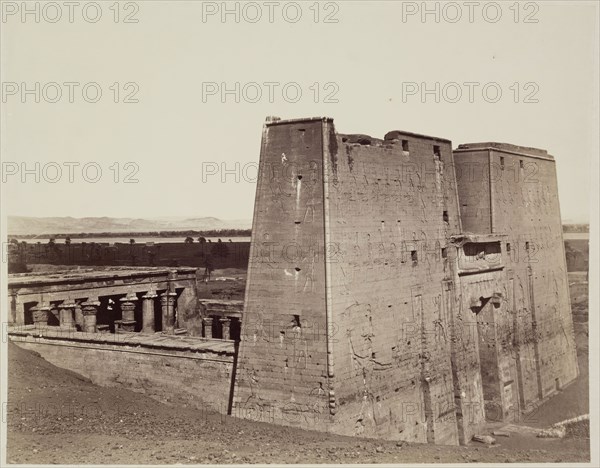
[
  {"x1": 232, "y1": 117, "x2": 578, "y2": 445},
  {"x1": 7, "y1": 117, "x2": 579, "y2": 445}
]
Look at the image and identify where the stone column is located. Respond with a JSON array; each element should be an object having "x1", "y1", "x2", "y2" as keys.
[
  {"x1": 15, "y1": 298, "x2": 25, "y2": 326},
  {"x1": 81, "y1": 299, "x2": 100, "y2": 333},
  {"x1": 142, "y1": 290, "x2": 157, "y2": 333},
  {"x1": 59, "y1": 300, "x2": 77, "y2": 330},
  {"x1": 116, "y1": 291, "x2": 138, "y2": 332},
  {"x1": 203, "y1": 316, "x2": 214, "y2": 338},
  {"x1": 74, "y1": 302, "x2": 84, "y2": 331},
  {"x1": 31, "y1": 302, "x2": 50, "y2": 328},
  {"x1": 220, "y1": 317, "x2": 231, "y2": 340},
  {"x1": 175, "y1": 286, "x2": 197, "y2": 331},
  {"x1": 160, "y1": 291, "x2": 177, "y2": 334},
  {"x1": 9, "y1": 295, "x2": 15, "y2": 325}
]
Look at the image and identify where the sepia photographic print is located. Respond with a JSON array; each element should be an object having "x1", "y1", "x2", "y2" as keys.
[{"x1": 1, "y1": 1, "x2": 598, "y2": 466}]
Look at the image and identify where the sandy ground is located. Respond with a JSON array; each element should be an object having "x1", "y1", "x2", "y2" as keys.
[{"x1": 5, "y1": 273, "x2": 590, "y2": 464}]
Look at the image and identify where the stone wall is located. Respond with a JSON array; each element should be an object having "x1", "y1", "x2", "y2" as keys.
[
  {"x1": 11, "y1": 334, "x2": 235, "y2": 413},
  {"x1": 232, "y1": 118, "x2": 331, "y2": 431},
  {"x1": 454, "y1": 143, "x2": 579, "y2": 412},
  {"x1": 232, "y1": 118, "x2": 578, "y2": 445},
  {"x1": 233, "y1": 117, "x2": 486, "y2": 445},
  {"x1": 323, "y1": 128, "x2": 462, "y2": 444}
]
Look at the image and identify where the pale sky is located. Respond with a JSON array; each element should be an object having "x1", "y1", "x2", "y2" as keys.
[{"x1": 1, "y1": 0, "x2": 598, "y2": 223}]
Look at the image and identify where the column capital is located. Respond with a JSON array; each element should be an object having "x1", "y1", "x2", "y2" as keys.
[
  {"x1": 82, "y1": 298, "x2": 100, "y2": 307},
  {"x1": 121, "y1": 291, "x2": 139, "y2": 303},
  {"x1": 160, "y1": 291, "x2": 177, "y2": 305},
  {"x1": 31, "y1": 301, "x2": 51, "y2": 325},
  {"x1": 31, "y1": 301, "x2": 52, "y2": 312},
  {"x1": 82, "y1": 307, "x2": 98, "y2": 316},
  {"x1": 143, "y1": 290, "x2": 158, "y2": 299}
]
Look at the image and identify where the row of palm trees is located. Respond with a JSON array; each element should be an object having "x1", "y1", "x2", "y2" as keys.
[{"x1": 12, "y1": 236, "x2": 235, "y2": 246}]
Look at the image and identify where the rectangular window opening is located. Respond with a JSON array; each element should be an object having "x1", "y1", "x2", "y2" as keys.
[
  {"x1": 500, "y1": 156, "x2": 505, "y2": 170},
  {"x1": 433, "y1": 145, "x2": 441, "y2": 159},
  {"x1": 411, "y1": 250, "x2": 418, "y2": 264},
  {"x1": 463, "y1": 241, "x2": 502, "y2": 258},
  {"x1": 442, "y1": 211, "x2": 449, "y2": 223},
  {"x1": 402, "y1": 140, "x2": 409, "y2": 152}
]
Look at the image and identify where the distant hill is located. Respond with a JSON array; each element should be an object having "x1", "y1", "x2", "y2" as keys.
[{"x1": 7, "y1": 216, "x2": 252, "y2": 236}]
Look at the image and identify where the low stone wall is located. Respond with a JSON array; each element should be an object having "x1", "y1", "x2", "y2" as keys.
[{"x1": 9, "y1": 329, "x2": 235, "y2": 414}]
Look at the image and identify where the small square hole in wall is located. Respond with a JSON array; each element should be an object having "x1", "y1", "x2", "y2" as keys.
[
  {"x1": 506, "y1": 243, "x2": 511, "y2": 252},
  {"x1": 411, "y1": 250, "x2": 418, "y2": 264},
  {"x1": 402, "y1": 140, "x2": 409, "y2": 152},
  {"x1": 525, "y1": 241, "x2": 530, "y2": 250},
  {"x1": 441, "y1": 247, "x2": 448, "y2": 259},
  {"x1": 520, "y1": 160, "x2": 524, "y2": 169},
  {"x1": 443, "y1": 211, "x2": 449, "y2": 223},
  {"x1": 500, "y1": 156, "x2": 505, "y2": 170},
  {"x1": 433, "y1": 145, "x2": 441, "y2": 159}
]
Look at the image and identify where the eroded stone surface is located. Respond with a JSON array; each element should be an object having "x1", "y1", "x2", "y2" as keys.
[{"x1": 232, "y1": 117, "x2": 578, "y2": 446}]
